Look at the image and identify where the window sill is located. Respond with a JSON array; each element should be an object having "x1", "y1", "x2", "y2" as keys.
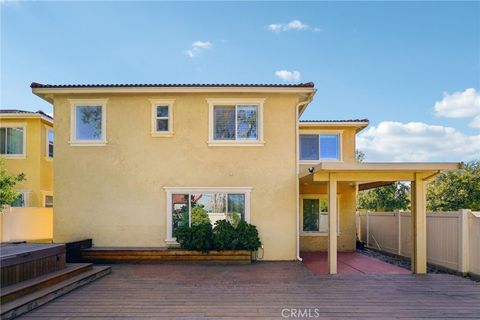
[
  {"x1": 1, "y1": 154, "x2": 26, "y2": 159},
  {"x1": 300, "y1": 160, "x2": 343, "y2": 165},
  {"x1": 208, "y1": 140, "x2": 265, "y2": 147},
  {"x1": 151, "y1": 131, "x2": 174, "y2": 138},
  {"x1": 69, "y1": 141, "x2": 107, "y2": 147},
  {"x1": 300, "y1": 232, "x2": 341, "y2": 237},
  {"x1": 165, "y1": 238, "x2": 179, "y2": 245},
  {"x1": 45, "y1": 157, "x2": 53, "y2": 162}
]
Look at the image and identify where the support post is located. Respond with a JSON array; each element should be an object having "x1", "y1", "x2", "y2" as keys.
[
  {"x1": 458, "y1": 209, "x2": 470, "y2": 274},
  {"x1": 328, "y1": 173, "x2": 338, "y2": 274},
  {"x1": 411, "y1": 173, "x2": 427, "y2": 274},
  {"x1": 397, "y1": 211, "x2": 402, "y2": 255},
  {"x1": 366, "y1": 211, "x2": 370, "y2": 248}
]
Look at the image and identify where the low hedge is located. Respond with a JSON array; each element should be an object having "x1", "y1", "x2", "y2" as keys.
[{"x1": 174, "y1": 220, "x2": 261, "y2": 252}]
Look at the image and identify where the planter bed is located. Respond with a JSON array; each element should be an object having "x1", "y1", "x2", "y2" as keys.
[{"x1": 81, "y1": 247, "x2": 252, "y2": 264}]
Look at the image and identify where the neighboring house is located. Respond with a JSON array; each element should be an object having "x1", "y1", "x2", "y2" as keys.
[
  {"x1": 31, "y1": 82, "x2": 460, "y2": 274},
  {"x1": 0, "y1": 109, "x2": 54, "y2": 207}
]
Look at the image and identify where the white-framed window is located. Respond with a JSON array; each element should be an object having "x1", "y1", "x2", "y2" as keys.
[
  {"x1": 299, "y1": 132, "x2": 342, "y2": 162},
  {"x1": 150, "y1": 99, "x2": 175, "y2": 137},
  {"x1": 164, "y1": 187, "x2": 252, "y2": 243},
  {"x1": 42, "y1": 191, "x2": 53, "y2": 208},
  {"x1": 46, "y1": 127, "x2": 54, "y2": 159},
  {"x1": 300, "y1": 194, "x2": 340, "y2": 235},
  {"x1": 0, "y1": 123, "x2": 26, "y2": 158},
  {"x1": 207, "y1": 98, "x2": 265, "y2": 146},
  {"x1": 69, "y1": 99, "x2": 108, "y2": 146},
  {"x1": 11, "y1": 191, "x2": 29, "y2": 207}
]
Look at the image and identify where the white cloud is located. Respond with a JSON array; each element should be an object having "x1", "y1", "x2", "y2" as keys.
[
  {"x1": 185, "y1": 41, "x2": 212, "y2": 58},
  {"x1": 357, "y1": 121, "x2": 480, "y2": 162},
  {"x1": 434, "y1": 88, "x2": 480, "y2": 128},
  {"x1": 267, "y1": 20, "x2": 320, "y2": 32},
  {"x1": 275, "y1": 70, "x2": 301, "y2": 82}
]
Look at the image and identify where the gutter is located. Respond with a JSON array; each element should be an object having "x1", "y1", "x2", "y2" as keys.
[{"x1": 295, "y1": 91, "x2": 316, "y2": 262}]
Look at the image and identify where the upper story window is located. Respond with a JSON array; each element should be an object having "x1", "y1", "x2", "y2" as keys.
[
  {"x1": 46, "y1": 128, "x2": 54, "y2": 158},
  {"x1": 0, "y1": 125, "x2": 26, "y2": 158},
  {"x1": 207, "y1": 98, "x2": 265, "y2": 146},
  {"x1": 69, "y1": 99, "x2": 107, "y2": 146},
  {"x1": 300, "y1": 133, "x2": 341, "y2": 161},
  {"x1": 150, "y1": 99, "x2": 174, "y2": 137}
]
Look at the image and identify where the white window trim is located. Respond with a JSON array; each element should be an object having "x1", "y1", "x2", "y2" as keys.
[
  {"x1": 299, "y1": 129, "x2": 343, "y2": 164},
  {"x1": 163, "y1": 186, "x2": 252, "y2": 244},
  {"x1": 0, "y1": 122, "x2": 27, "y2": 159},
  {"x1": 42, "y1": 191, "x2": 53, "y2": 207},
  {"x1": 207, "y1": 98, "x2": 265, "y2": 147},
  {"x1": 13, "y1": 190, "x2": 30, "y2": 207},
  {"x1": 69, "y1": 99, "x2": 108, "y2": 146},
  {"x1": 300, "y1": 194, "x2": 340, "y2": 236},
  {"x1": 150, "y1": 99, "x2": 175, "y2": 137},
  {"x1": 45, "y1": 125, "x2": 54, "y2": 160}
]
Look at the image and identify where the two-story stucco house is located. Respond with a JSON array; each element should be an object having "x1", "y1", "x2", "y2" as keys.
[
  {"x1": 0, "y1": 110, "x2": 54, "y2": 207},
  {"x1": 31, "y1": 82, "x2": 460, "y2": 274}
]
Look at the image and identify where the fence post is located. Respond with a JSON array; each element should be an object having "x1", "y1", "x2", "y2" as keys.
[
  {"x1": 356, "y1": 211, "x2": 361, "y2": 241},
  {"x1": 458, "y1": 209, "x2": 470, "y2": 274},
  {"x1": 397, "y1": 211, "x2": 402, "y2": 255},
  {"x1": 366, "y1": 211, "x2": 370, "y2": 248}
]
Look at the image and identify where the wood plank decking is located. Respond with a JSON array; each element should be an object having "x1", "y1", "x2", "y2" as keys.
[{"x1": 18, "y1": 262, "x2": 480, "y2": 319}]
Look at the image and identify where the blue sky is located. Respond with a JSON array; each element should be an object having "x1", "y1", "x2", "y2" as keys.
[{"x1": 1, "y1": 1, "x2": 479, "y2": 161}]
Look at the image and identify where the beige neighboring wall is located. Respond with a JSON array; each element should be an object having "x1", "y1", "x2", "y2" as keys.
[
  {"x1": 0, "y1": 116, "x2": 53, "y2": 207},
  {"x1": 52, "y1": 92, "x2": 301, "y2": 260}
]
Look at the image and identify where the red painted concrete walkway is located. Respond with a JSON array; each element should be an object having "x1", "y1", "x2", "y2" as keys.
[{"x1": 301, "y1": 251, "x2": 411, "y2": 275}]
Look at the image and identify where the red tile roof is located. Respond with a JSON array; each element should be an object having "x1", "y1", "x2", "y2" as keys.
[
  {"x1": 31, "y1": 82, "x2": 315, "y2": 89},
  {"x1": 0, "y1": 109, "x2": 53, "y2": 120}
]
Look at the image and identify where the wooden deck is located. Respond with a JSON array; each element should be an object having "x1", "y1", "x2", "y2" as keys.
[{"x1": 18, "y1": 262, "x2": 480, "y2": 319}]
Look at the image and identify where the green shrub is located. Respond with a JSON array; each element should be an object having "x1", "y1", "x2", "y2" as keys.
[
  {"x1": 212, "y1": 219, "x2": 238, "y2": 250},
  {"x1": 173, "y1": 219, "x2": 261, "y2": 252},
  {"x1": 234, "y1": 221, "x2": 261, "y2": 251},
  {"x1": 191, "y1": 205, "x2": 210, "y2": 225},
  {"x1": 173, "y1": 222, "x2": 213, "y2": 251}
]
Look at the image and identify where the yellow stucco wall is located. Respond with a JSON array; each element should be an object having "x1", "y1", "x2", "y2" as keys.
[
  {"x1": 1, "y1": 117, "x2": 53, "y2": 207},
  {"x1": 52, "y1": 92, "x2": 300, "y2": 260},
  {"x1": 298, "y1": 125, "x2": 362, "y2": 252}
]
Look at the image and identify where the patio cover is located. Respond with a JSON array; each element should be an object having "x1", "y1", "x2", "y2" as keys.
[{"x1": 300, "y1": 161, "x2": 463, "y2": 275}]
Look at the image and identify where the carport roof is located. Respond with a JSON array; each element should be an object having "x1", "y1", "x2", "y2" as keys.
[{"x1": 301, "y1": 161, "x2": 463, "y2": 181}]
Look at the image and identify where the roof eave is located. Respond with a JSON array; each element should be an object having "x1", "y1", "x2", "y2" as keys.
[
  {"x1": 0, "y1": 113, "x2": 53, "y2": 125},
  {"x1": 32, "y1": 86, "x2": 316, "y2": 95}
]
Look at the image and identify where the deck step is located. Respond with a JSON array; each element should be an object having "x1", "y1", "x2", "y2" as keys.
[
  {"x1": 1, "y1": 265, "x2": 111, "y2": 320},
  {"x1": 1, "y1": 263, "x2": 93, "y2": 304}
]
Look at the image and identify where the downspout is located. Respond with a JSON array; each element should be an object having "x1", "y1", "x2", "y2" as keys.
[{"x1": 295, "y1": 92, "x2": 315, "y2": 261}]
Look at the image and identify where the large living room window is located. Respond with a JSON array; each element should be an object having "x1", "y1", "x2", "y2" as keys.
[
  {"x1": 69, "y1": 99, "x2": 107, "y2": 146},
  {"x1": 164, "y1": 187, "x2": 252, "y2": 243},
  {"x1": 0, "y1": 125, "x2": 25, "y2": 157},
  {"x1": 301, "y1": 195, "x2": 340, "y2": 235},
  {"x1": 207, "y1": 98, "x2": 264, "y2": 146},
  {"x1": 300, "y1": 133, "x2": 341, "y2": 161}
]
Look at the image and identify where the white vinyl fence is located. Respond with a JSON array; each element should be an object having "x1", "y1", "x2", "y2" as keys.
[{"x1": 358, "y1": 210, "x2": 480, "y2": 277}]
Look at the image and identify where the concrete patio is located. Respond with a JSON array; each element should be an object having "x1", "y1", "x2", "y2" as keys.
[
  {"x1": 18, "y1": 262, "x2": 480, "y2": 319},
  {"x1": 301, "y1": 251, "x2": 411, "y2": 275}
]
